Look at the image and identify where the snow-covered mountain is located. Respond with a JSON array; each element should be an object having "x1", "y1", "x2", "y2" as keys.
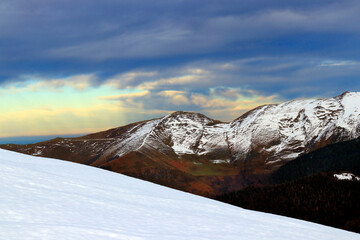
[
  {"x1": 228, "y1": 91, "x2": 360, "y2": 168},
  {"x1": 2, "y1": 91, "x2": 360, "y2": 195},
  {"x1": 86, "y1": 91, "x2": 360, "y2": 168},
  {"x1": 1, "y1": 149, "x2": 359, "y2": 240}
]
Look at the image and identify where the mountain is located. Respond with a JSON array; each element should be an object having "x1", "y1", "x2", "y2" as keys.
[
  {"x1": 1, "y1": 149, "x2": 359, "y2": 240},
  {"x1": 2, "y1": 91, "x2": 360, "y2": 196}
]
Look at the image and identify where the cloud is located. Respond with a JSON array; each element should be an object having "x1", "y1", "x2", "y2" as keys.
[
  {"x1": 98, "y1": 90, "x2": 150, "y2": 100},
  {"x1": 1, "y1": 55, "x2": 359, "y2": 138},
  {"x1": 136, "y1": 75, "x2": 208, "y2": 90},
  {"x1": 2, "y1": 0, "x2": 360, "y2": 138},
  {"x1": 157, "y1": 90, "x2": 186, "y2": 97},
  {"x1": 211, "y1": 88, "x2": 244, "y2": 100},
  {"x1": 1, "y1": 0, "x2": 360, "y2": 88},
  {"x1": 1, "y1": 74, "x2": 97, "y2": 93},
  {"x1": 318, "y1": 60, "x2": 359, "y2": 67},
  {"x1": 191, "y1": 90, "x2": 279, "y2": 110},
  {"x1": 98, "y1": 66, "x2": 282, "y2": 121},
  {"x1": 203, "y1": 2, "x2": 360, "y2": 40},
  {"x1": 190, "y1": 90, "x2": 281, "y2": 120},
  {"x1": 103, "y1": 67, "x2": 213, "y2": 91},
  {"x1": 46, "y1": 24, "x2": 219, "y2": 60},
  {"x1": 157, "y1": 90, "x2": 190, "y2": 105},
  {"x1": 30, "y1": 74, "x2": 96, "y2": 91},
  {"x1": 105, "y1": 71, "x2": 157, "y2": 89},
  {"x1": 191, "y1": 94, "x2": 236, "y2": 109},
  {"x1": 99, "y1": 89, "x2": 192, "y2": 111},
  {"x1": 36, "y1": 1, "x2": 360, "y2": 61},
  {"x1": 98, "y1": 56, "x2": 360, "y2": 104},
  {"x1": 4, "y1": 56, "x2": 359, "y2": 101}
]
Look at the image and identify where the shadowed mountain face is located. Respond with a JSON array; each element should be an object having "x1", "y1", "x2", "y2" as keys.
[
  {"x1": 271, "y1": 136, "x2": 360, "y2": 184},
  {"x1": 216, "y1": 135, "x2": 360, "y2": 233},
  {"x1": 2, "y1": 92, "x2": 360, "y2": 196}
]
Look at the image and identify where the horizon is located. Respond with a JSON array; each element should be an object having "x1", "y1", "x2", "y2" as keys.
[
  {"x1": 0, "y1": 134, "x2": 85, "y2": 145},
  {"x1": 1, "y1": 1, "x2": 360, "y2": 138}
]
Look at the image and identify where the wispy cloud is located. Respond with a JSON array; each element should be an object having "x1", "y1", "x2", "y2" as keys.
[
  {"x1": 1, "y1": 74, "x2": 97, "y2": 94},
  {"x1": 47, "y1": 25, "x2": 206, "y2": 60},
  {"x1": 190, "y1": 90, "x2": 280, "y2": 120},
  {"x1": 95, "y1": 61, "x2": 285, "y2": 120},
  {"x1": 98, "y1": 90, "x2": 150, "y2": 100},
  {"x1": 33, "y1": 1, "x2": 359, "y2": 61},
  {"x1": 136, "y1": 75, "x2": 208, "y2": 90},
  {"x1": 105, "y1": 71, "x2": 158, "y2": 89},
  {"x1": 157, "y1": 90, "x2": 191, "y2": 105},
  {"x1": 318, "y1": 60, "x2": 359, "y2": 67},
  {"x1": 2, "y1": 0, "x2": 359, "y2": 63},
  {"x1": 31, "y1": 74, "x2": 96, "y2": 91}
]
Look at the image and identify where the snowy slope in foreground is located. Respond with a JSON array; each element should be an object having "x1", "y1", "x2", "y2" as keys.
[{"x1": 1, "y1": 149, "x2": 358, "y2": 240}]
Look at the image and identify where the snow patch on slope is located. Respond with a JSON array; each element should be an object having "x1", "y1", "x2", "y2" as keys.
[
  {"x1": 197, "y1": 123, "x2": 230, "y2": 156},
  {"x1": 335, "y1": 92, "x2": 360, "y2": 137},
  {"x1": 1, "y1": 149, "x2": 359, "y2": 240},
  {"x1": 334, "y1": 172, "x2": 360, "y2": 181},
  {"x1": 104, "y1": 119, "x2": 161, "y2": 158}
]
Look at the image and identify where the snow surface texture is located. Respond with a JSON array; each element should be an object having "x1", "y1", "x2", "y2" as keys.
[
  {"x1": 334, "y1": 172, "x2": 360, "y2": 181},
  {"x1": 1, "y1": 149, "x2": 359, "y2": 240}
]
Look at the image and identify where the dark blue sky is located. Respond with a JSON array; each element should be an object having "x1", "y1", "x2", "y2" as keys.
[
  {"x1": 1, "y1": 0, "x2": 360, "y2": 138},
  {"x1": 2, "y1": 0, "x2": 360, "y2": 93}
]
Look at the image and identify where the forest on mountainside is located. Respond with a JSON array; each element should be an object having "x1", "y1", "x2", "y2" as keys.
[
  {"x1": 271, "y1": 136, "x2": 360, "y2": 184},
  {"x1": 216, "y1": 173, "x2": 360, "y2": 233},
  {"x1": 217, "y1": 137, "x2": 360, "y2": 233}
]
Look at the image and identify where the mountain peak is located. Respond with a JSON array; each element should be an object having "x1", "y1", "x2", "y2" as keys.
[
  {"x1": 167, "y1": 111, "x2": 216, "y2": 120},
  {"x1": 335, "y1": 91, "x2": 360, "y2": 99}
]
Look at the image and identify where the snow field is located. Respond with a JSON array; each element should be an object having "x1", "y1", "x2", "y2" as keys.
[{"x1": 1, "y1": 149, "x2": 359, "y2": 240}]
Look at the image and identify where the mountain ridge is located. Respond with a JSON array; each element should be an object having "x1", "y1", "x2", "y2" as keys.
[{"x1": 2, "y1": 91, "x2": 360, "y2": 196}]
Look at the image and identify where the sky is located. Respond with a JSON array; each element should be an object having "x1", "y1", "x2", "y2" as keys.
[{"x1": 1, "y1": 0, "x2": 360, "y2": 140}]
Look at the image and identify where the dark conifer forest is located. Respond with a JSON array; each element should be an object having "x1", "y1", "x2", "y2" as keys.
[
  {"x1": 271, "y1": 137, "x2": 360, "y2": 184},
  {"x1": 217, "y1": 137, "x2": 360, "y2": 233},
  {"x1": 217, "y1": 173, "x2": 360, "y2": 233}
]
